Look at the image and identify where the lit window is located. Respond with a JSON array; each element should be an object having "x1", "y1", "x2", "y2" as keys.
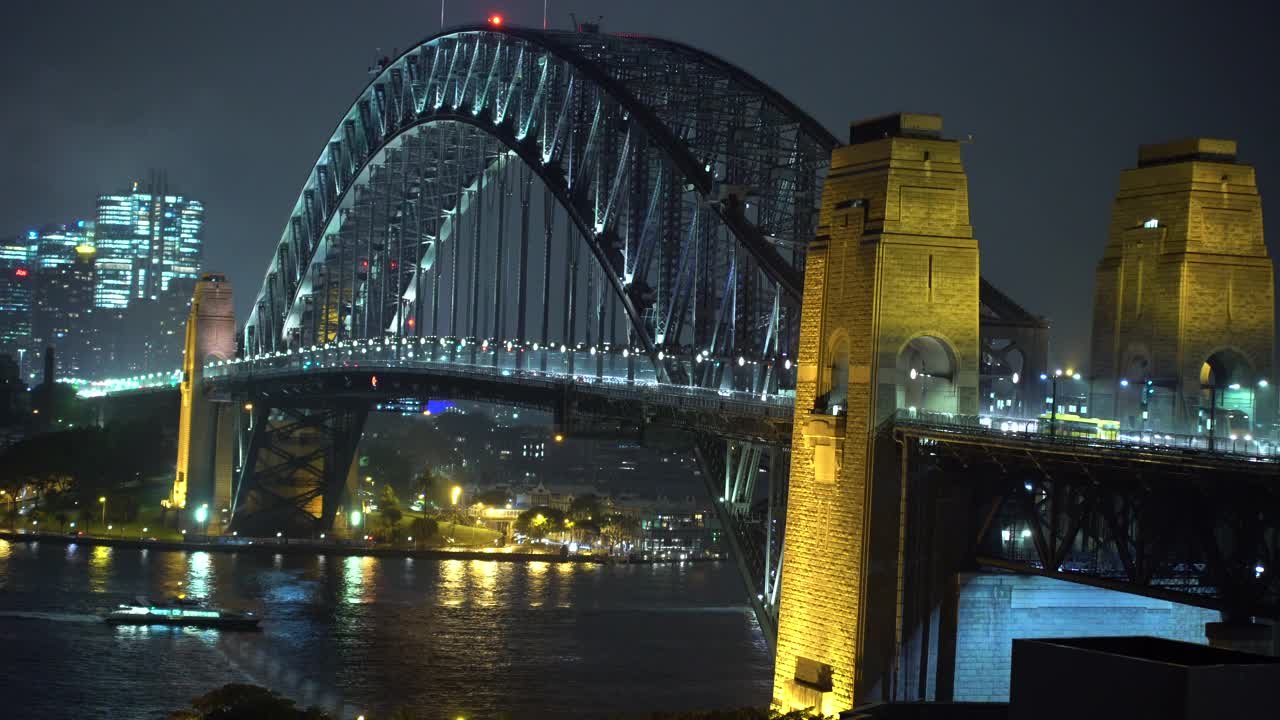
[{"x1": 1143, "y1": 218, "x2": 1159, "y2": 229}]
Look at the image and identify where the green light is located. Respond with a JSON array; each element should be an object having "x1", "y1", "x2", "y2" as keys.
[
  {"x1": 194, "y1": 504, "x2": 208, "y2": 523},
  {"x1": 350, "y1": 510, "x2": 362, "y2": 527}
]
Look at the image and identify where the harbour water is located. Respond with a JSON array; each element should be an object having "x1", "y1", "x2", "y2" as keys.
[{"x1": 0, "y1": 539, "x2": 771, "y2": 719}]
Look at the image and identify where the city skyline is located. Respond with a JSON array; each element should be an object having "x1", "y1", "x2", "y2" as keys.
[
  {"x1": 0, "y1": 176, "x2": 205, "y2": 381},
  {"x1": 2, "y1": 1, "x2": 1277, "y2": 370}
]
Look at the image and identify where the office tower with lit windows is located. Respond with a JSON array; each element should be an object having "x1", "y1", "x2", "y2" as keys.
[
  {"x1": 0, "y1": 236, "x2": 35, "y2": 359},
  {"x1": 33, "y1": 222, "x2": 93, "y2": 270},
  {"x1": 31, "y1": 241, "x2": 97, "y2": 380},
  {"x1": 93, "y1": 177, "x2": 204, "y2": 309}
]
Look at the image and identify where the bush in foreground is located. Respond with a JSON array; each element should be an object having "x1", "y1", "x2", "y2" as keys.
[
  {"x1": 168, "y1": 684, "x2": 331, "y2": 720},
  {"x1": 170, "y1": 683, "x2": 829, "y2": 720}
]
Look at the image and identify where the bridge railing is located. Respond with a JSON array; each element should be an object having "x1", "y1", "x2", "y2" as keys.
[
  {"x1": 200, "y1": 339, "x2": 795, "y2": 419},
  {"x1": 893, "y1": 408, "x2": 1279, "y2": 462}
]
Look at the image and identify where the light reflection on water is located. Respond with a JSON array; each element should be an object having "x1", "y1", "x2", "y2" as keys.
[
  {"x1": 0, "y1": 540, "x2": 769, "y2": 719},
  {"x1": 88, "y1": 545, "x2": 112, "y2": 593},
  {"x1": 187, "y1": 551, "x2": 213, "y2": 599}
]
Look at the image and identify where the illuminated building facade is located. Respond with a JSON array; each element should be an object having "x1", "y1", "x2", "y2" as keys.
[
  {"x1": 32, "y1": 243, "x2": 97, "y2": 380},
  {"x1": 94, "y1": 178, "x2": 204, "y2": 309},
  {"x1": 0, "y1": 236, "x2": 35, "y2": 357}
]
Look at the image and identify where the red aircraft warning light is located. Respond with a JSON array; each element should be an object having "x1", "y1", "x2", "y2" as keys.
[{"x1": 488, "y1": 14, "x2": 503, "y2": 27}]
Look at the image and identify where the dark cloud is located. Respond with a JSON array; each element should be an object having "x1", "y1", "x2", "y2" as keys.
[{"x1": 3, "y1": 0, "x2": 1277, "y2": 367}]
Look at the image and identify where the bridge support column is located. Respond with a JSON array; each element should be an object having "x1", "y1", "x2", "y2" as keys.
[
  {"x1": 229, "y1": 403, "x2": 367, "y2": 537},
  {"x1": 171, "y1": 274, "x2": 236, "y2": 522},
  {"x1": 773, "y1": 113, "x2": 981, "y2": 713}
]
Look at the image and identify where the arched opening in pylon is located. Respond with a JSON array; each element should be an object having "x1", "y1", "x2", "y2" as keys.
[
  {"x1": 1199, "y1": 348, "x2": 1255, "y2": 435},
  {"x1": 898, "y1": 335, "x2": 958, "y2": 415}
]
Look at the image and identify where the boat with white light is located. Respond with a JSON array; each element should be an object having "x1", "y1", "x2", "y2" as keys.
[{"x1": 104, "y1": 596, "x2": 260, "y2": 630}]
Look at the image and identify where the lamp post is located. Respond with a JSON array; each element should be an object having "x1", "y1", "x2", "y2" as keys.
[
  {"x1": 1, "y1": 490, "x2": 14, "y2": 530},
  {"x1": 194, "y1": 503, "x2": 209, "y2": 540},
  {"x1": 98, "y1": 496, "x2": 107, "y2": 530},
  {"x1": 1041, "y1": 368, "x2": 1081, "y2": 437}
]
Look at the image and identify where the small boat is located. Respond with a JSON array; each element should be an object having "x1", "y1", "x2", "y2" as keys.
[{"x1": 104, "y1": 595, "x2": 260, "y2": 631}]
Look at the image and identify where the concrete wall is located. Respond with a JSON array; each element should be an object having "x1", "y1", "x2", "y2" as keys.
[{"x1": 953, "y1": 573, "x2": 1220, "y2": 702}]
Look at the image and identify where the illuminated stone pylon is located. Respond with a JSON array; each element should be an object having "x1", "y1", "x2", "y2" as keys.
[
  {"x1": 1089, "y1": 139, "x2": 1275, "y2": 435},
  {"x1": 773, "y1": 113, "x2": 980, "y2": 713},
  {"x1": 171, "y1": 273, "x2": 237, "y2": 522}
]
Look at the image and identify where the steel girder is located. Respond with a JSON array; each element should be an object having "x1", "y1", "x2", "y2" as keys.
[
  {"x1": 229, "y1": 404, "x2": 367, "y2": 536},
  {"x1": 895, "y1": 427, "x2": 1280, "y2": 618},
  {"x1": 694, "y1": 433, "x2": 790, "y2": 643},
  {"x1": 242, "y1": 26, "x2": 836, "y2": 390}
]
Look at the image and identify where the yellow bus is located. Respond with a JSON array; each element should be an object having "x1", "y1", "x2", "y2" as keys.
[{"x1": 1039, "y1": 413, "x2": 1121, "y2": 441}]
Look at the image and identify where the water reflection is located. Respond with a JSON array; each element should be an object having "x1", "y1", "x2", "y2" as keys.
[
  {"x1": 87, "y1": 545, "x2": 112, "y2": 593},
  {"x1": 471, "y1": 559, "x2": 498, "y2": 607},
  {"x1": 555, "y1": 561, "x2": 577, "y2": 608},
  {"x1": 1, "y1": 543, "x2": 767, "y2": 718},
  {"x1": 156, "y1": 551, "x2": 189, "y2": 596},
  {"x1": 527, "y1": 560, "x2": 548, "y2": 607},
  {"x1": 342, "y1": 555, "x2": 375, "y2": 604},
  {"x1": 439, "y1": 559, "x2": 465, "y2": 607},
  {"x1": 187, "y1": 552, "x2": 212, "y2": 599}
]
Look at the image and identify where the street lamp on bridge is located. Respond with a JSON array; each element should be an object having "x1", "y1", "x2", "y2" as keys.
[{"x1": 1040, "y1": 368, "x2": 1081, "y2": 436}]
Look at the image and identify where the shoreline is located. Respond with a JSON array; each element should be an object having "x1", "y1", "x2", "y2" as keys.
[{"x1": 0, "y1": 530, "x2": 720, "y2": 565}]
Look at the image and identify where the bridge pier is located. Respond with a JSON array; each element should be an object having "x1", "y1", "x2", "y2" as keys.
[
  {"x1": 171, "y1": 274, "x2": 237, "y2": 526},
  {"x1": 229, "y1": 403, "x2": 367, "y2": 537},
  {"x1": 773, "y1": 113, "x2": 982, "y2": 714}
]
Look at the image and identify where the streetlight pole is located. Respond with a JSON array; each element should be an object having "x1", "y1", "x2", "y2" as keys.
[
  {"x1": 98, "y1": 496, "x2": 107, "y2": 531},
  {"x1": 1042, "y1": 368, "x2": 1079, "y2": 437}
]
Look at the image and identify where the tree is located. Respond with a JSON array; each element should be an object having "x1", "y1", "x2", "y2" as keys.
[
  {"x1": 515, "y1": 506, "x2": 564, "y2": 541},
  {"x1": 568, "y1": 493, "x2": 602, "y2": 522},
  {"x1": 410, "y1": 516, "x2": 438, "y2": 543},
  {"x1": 599, "y1": 513, "x2": 640, "y2": 554},
  {"x1": 168, "y1": 683, "x2": 332, "y2": 719},
  {"x1": 379, "y1": 484, "x2": 403, "y2": 540},
  {"x1": 411, "y1": 465, "x2": 456, "y2": 511}
]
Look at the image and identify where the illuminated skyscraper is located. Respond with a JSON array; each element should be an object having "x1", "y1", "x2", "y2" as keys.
[
  {"x1": 32, "y1": 243, "x2": 97, "y2": 380},
  {"x1": 0, "y1": 235, "x2": 35, "y2": 357},
  {"x1": 93, "y1": 178, "x2": 204, "y2": 309},
  {"x1": 33, "y1": 222, "x2": 93, "y2": 270}
]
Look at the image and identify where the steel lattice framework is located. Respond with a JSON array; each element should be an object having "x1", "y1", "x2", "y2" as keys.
[
  {"x1": 243, "y1": 25, "x2": 835, "y2": 380},
  {"x1": 234, "y1": 25, "x2": 839, "y2": 643}
]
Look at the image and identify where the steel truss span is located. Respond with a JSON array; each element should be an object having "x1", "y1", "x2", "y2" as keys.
[
  {"x1": 235, "y1": 25, "x2": 835, "y2": 643},
  {"x1": 243, "y1": 25, "x2": 834, "y2": 375}
]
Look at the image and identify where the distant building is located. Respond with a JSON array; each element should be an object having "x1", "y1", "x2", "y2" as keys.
[
  {"x1": 0, "y1": 236, "x2": 35, "y2": 358},
  {"x1": 31, "y1": 243, "x2": 97, "y2": 380},
  {"x1": 94, "y1": 177, "x2": 204, "y2": 309}
]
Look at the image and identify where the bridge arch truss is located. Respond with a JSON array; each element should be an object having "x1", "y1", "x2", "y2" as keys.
[{"x1": 244, "y1": 25, "x2": 837, "y2": 389}]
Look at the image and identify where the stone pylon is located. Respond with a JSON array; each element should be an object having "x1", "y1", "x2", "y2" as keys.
[
  {"x1": 171, "y1": 273, "x2": 237, "y2": 527},
  {"x1": 773, "y1": 113, "x2": 980, "y2": 713},
  {"x1": 1089, "y1": 139, "x2": 1274, "y2": 436}
]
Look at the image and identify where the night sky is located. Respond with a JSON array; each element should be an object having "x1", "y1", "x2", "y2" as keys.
[{"x1": 3, "y1": 0, "x2": 1277, "y2": 368}]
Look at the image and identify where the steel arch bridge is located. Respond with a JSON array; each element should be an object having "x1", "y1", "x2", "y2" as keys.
[
  {"x1": 95, "y1": 25, "x2": 1280, "y2": 658},
  {"x1": 232, "y1": 24, "x2": 838, "y2": 642},
  {"x1": 244, "y1": 24, "x2": 833, "y2": 362}
]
